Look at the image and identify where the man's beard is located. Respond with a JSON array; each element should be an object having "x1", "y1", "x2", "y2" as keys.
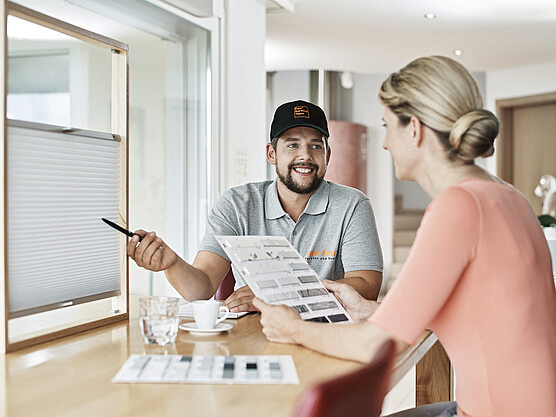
[{"x1": 276, "y1": 162, "x2": 324, "y2": 194}]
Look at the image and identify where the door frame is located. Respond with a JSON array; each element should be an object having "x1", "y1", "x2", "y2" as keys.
[{"x1": 496, "y1": 91, "x2": 556, "y2": 182}]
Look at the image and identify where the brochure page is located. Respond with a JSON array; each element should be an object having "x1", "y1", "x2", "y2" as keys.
[{"x1": 216, "y1": 235, "x2": 352, "y2": 323}]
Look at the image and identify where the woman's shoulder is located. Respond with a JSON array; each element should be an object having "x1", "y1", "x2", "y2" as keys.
[
  {"x1": 440, "y1": 178, "x2": 513, "y2": 203},
  {"x1": 436, "y1": 181, "x2": 480, "y2": 205},
  {"x1": 427, "y1": 183, "x2": 483, "y2": 222}
]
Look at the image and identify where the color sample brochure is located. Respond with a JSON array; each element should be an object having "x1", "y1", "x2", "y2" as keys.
[
  {"x1": 112, "y1": 354, "x2": 299, "y2": 384},
  {"x1": 216, "y1": 235, "x2": 353, "y2": 323}
]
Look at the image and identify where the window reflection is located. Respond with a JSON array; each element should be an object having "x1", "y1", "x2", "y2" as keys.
[{"x1": 7, "y1": 15, "x2": 112, "y2": 131}]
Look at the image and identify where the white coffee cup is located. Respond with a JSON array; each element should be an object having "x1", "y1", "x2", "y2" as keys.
[{"x1": 191, "y1": 300, "x2": 230, "y2": 330}]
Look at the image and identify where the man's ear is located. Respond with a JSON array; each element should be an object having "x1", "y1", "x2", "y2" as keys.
[
  {"x1": 266, "y1": 142, "x2": 276, "y2": 165},
  {"x1": 326, "y1": 145, "x2": 331, "y2": 165}
]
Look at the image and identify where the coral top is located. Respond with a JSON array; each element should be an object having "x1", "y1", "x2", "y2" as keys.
[{"x1": 371, "y1": 179, "x2": 556, "y2": 417}]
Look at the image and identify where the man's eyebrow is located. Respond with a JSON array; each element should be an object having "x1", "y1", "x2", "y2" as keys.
[{"x1": 283, "y1": 137, "x2": 324, "y2": 142}]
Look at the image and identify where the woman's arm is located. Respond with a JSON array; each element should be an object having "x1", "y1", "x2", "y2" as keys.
[{"x1": 252, "y1": 298, "x2": 408, "y2": 363}]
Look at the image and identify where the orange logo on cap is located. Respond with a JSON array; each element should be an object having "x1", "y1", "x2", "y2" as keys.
[{"x1": 294, "y1": 106, "x2": 310, "y2": 118}]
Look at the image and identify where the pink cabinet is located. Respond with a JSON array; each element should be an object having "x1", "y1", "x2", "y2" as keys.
[{"x1": 325, "y1": 120, "x2": 367, "y2": 194}]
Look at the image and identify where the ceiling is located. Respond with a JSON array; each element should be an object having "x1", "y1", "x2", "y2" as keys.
[{"x1": 265, "y1": 0, "x2": 556, "y2": 74}]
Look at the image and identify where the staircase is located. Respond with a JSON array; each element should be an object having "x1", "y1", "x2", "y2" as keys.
[{"x1": 380, "y1": 196, "x2": 424, "y2": 299}]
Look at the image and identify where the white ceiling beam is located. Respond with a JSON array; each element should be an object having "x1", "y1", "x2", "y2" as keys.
[{"x1": 265, "y1": 0, "x2": 295, "y2": 13}]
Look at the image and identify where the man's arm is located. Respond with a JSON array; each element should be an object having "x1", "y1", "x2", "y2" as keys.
[
  {"x1": 128, "y1": 231, "x2": 230, "y2": 301},
  {"x1": 166, "y1": 250, "x2": 231, "y2": 301},
  {"x1": 337, "y1": 270, "x2": 382, "y2": 301}
]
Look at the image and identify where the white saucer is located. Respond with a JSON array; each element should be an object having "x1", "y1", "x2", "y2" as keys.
[{"x1": 179, "y1": 322, "x2": 233, "y2": 336}]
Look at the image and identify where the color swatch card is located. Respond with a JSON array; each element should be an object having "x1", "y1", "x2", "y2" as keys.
[
  {"x1": 112, "y1": 355, "x2": 299, "y2": 384},
  {"x1": 216, "y1": 235, "x2": 353, "y2": 323}
]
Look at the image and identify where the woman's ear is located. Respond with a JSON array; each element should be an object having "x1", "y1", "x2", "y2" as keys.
[{"x1": 410, "y1": 116, "x2": 423, "y2": 147}]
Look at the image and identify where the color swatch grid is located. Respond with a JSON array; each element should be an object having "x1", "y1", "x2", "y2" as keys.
[{"x1": 112, "y1": 355, "x2": 299, "y2": 384}]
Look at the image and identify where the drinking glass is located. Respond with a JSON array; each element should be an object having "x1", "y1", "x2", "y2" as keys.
[{"x1": 139, "y1": 296, "x2": 180, "y2": 345}]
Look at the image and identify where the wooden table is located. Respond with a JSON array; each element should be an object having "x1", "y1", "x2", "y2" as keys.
[{"x1": 1, "y1": 302, "x2": 450, "y2": 417}]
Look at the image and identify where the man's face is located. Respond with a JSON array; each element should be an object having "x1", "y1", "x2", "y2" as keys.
[{"x1": 267, "y1": 126, "x2": 329, "y2": 195}]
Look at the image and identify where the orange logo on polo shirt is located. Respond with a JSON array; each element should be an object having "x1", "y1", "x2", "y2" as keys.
[
  {"x1": 294, "y1": 106, "x2": 310, "y2": 118},
  {"x1": 305, "y1": 249, "x2": 337, "y2": 260}
]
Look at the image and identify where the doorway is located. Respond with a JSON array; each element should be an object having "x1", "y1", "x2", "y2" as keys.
[{"x1": 496, "y1": 92, "x2": 556, "y2": 214}]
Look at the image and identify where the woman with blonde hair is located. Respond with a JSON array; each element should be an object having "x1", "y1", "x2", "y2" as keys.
[{"x1": 253, "y1": 56, "x2": 556, "y2": 417}]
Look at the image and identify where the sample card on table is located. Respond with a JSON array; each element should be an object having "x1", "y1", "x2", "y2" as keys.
[
  {"x1": 216, "y1": 235, "x2": 352, "y2": 323},
  {"x1": 112, "y1": 355, "x2": 299, "y2": 384}
]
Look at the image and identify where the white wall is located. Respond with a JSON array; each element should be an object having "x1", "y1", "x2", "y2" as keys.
[
  {"x1": 486, "y1": 61, "x2": 556, "y2": 106},
  {"x1": 224, "y1": 0, "x2": 267, "y2": 190},
  {"x1": 350, "y1": 73, "x2": 393, "y2": 279},
  {"x1": 267, "y1": 70, "x2": 311, "y2": 112}
]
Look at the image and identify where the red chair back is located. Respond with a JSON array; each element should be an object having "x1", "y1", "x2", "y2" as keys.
[
  {"x1": 214, "y1": 268, "x2": 236, "y2": 301},
  {"x1": 294, "y1": 339, "x2": 397, "y2": 417}
]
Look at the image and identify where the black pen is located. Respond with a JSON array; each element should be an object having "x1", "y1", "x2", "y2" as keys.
[{"x1": 101, "y1": 218, "x2": 143, "y2": 241}]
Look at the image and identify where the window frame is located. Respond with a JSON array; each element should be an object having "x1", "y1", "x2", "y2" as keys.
[{"x1": 1, "y1": 1, "x2": 129, "y2": 352}]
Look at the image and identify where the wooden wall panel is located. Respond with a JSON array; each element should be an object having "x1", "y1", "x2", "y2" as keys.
[
  {"x1": 512, "y1": 103, "x2": 556, "y2": 215},
  {"x1": 325, "y1": 120, "x2": 367, "y2": 193}
]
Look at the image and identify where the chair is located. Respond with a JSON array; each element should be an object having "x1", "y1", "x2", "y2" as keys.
[
  {"x1": 294, "y1": 339, "x2": 397, "y2": 417},
  {"x1": 214, "y1": 268, "x2": 236, "y2": 300}
]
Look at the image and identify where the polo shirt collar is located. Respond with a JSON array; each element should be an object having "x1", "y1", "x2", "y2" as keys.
[
  {"x1": 265, "y1": 179, "x2": 330, "y2": 219},
  {"x1": 265, "y1": 180, "x2": 286, "y2": 219},
  {"x1": 304, "y1": 180, "x2": 329, "y2": 215}
]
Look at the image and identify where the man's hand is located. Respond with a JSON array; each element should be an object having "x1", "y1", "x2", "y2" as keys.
[
  {"x1": 222, "y1": 286, "x2": 258, "y2": 312},
  {"x1": 252, "y1": 298, "x2": 302, "y2": 344},
  {"x1": 323, "y1": 279, "x2": 379, "y2": 322},
  {"x1": 127, "y1": 230, "x2": 178, "y2": 272}
]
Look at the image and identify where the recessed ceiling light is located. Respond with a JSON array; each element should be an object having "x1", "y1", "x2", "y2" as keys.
[
  {"x1": 454, "y1": 49, "x2": 463, "y2": 56},
  {"x1": 424, "y1": 13, "x2": 436, "y2": 20}
]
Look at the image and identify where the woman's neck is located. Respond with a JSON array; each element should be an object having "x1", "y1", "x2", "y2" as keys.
[{"x1": 416, "y1": 160, "x2": 496, "y2": 199}]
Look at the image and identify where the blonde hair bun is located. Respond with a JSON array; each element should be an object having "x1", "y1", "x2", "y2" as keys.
[{"x1": 449, "y1": 109, "x2": 499, "y2": 162}]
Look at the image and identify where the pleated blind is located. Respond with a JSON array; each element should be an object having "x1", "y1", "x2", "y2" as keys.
[{"x1": 7, "y1": 120, "x2": 122, "y2": 318}]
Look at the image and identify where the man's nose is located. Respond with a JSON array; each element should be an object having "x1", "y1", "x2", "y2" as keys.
[{"x1": 297, "y1": 144, "x2": 314, "y2": 160}]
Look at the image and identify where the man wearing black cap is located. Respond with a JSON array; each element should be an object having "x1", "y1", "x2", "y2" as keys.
[{"x1": 128, "y1": 100, "x2": 383, "y2": 312}]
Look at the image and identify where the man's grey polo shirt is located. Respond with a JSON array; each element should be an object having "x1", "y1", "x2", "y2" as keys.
[{"x1": 199, "y1": 180, "x2": 383, "y2": 289}]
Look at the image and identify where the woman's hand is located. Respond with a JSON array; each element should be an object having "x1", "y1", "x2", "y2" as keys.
[
  {"x1": 323, "y1": 279, "x2": 379, "y2": 322},
  {"x1": 127, "y1": 230, "x2": 178, "y2": 272},
  {"x1": 252, "y1": 298, "x2": 302, "y2": 344}
]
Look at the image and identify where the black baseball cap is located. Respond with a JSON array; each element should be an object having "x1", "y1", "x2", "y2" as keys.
[{"x1": 270, "y1": 100, "x2": 329, "y2": 140}]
